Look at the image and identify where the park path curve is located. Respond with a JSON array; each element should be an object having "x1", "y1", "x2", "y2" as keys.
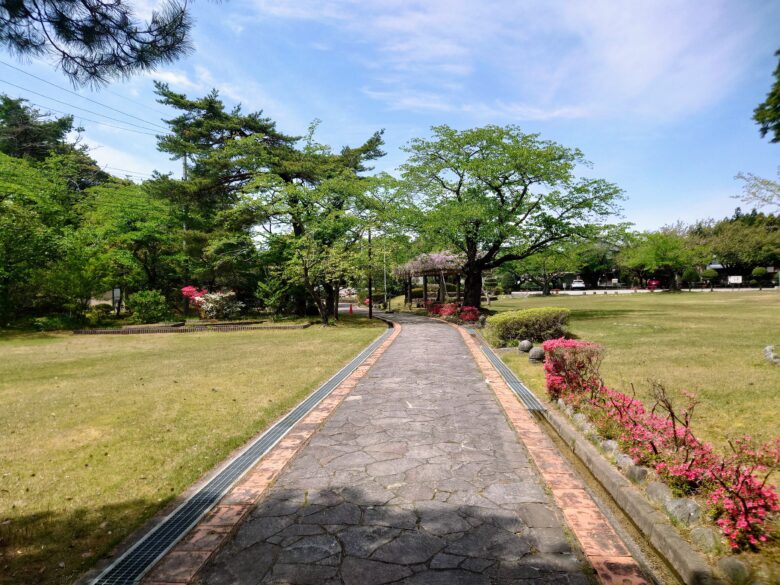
[{"x1": 195, "y1": 313, "x2": 591, "y2": 585}]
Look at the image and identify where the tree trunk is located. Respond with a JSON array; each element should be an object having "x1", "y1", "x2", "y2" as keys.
[
  {"x1": 405, "y1": 277, "x2": 412, "y2": 305},
  {"x1": 463, "y1": 265, "x2": 483, "y2": 308},
  {"x1": 437, "y1": 273, "x2": 446, "y2": 302},
  {"x1": 332, "y1": 281, "x2": 340, "y2": 320},
  {"x1": 115, "y1": 288, "x2": 123, "y2": 318},
  {"x1": 323, "y1": 282, "x2": 336, "y2": 321}
]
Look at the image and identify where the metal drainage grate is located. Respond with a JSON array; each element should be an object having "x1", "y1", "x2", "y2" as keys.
[
  {"x1": 91, "y1": 325, "x2": 394, "y2": 585},
  {"x1": 479, "y1": 343, "x2": 546, "y2": 413}
]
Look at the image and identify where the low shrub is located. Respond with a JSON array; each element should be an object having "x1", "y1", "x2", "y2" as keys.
[
  {"x1": 485, "y1": 307, "x2": 570, "y2": 347},
  {"x1": 87, "y1": 304, "x2": 114, "y2": 326},
  {"x1": 542, "y1": 338, "x2": 604, "y2": 401},
  {"x1": 460, "y1": 306, "x2": 480, "y2": 322},
  {"x1": 32, "y1": 314, "x2": 81, "y2": 331},
  {"x1": 127, "y1": 290, "x2": 171, "y2": 324}
]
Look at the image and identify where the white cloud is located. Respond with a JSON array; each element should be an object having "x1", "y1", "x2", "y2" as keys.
[
  {"x1": 248, "y1": 0, "x2": 765, "y2": 123},
  {"x1": 363, "y1": 87, "x2": 587, "y2": 121},
  {"x1": 81, "y1": 137, "x2": 178, "y2": 180},
  {"x1": 145, "y1": 69, "x2": 201, "y2": 90}
]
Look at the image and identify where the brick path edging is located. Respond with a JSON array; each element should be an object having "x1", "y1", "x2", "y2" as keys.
[
  {"x1": 453, "y1": 324, "x2": 652, "y2": 585},
  {"x1": 140, "y1": 322, "x2": 402, "y2": 585}
]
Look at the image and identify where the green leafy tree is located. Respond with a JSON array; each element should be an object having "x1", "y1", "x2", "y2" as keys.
[
  {"x1": 754, "y1": 48, "x2": 780, "y2": 143},
  {"x1": 507, "y1": 242, "x2": 581, "y2": 295},
  {"x1": 0, "y1": 0, "x2": 192, "y2": 84},
  {"x1": 619, "y1": 230, "x2": 706, "y2": 290},
  {"x1": 82, "y1": 181, "x2": 184, "y2": 297},
  {"x1": 690, "y1": 211, "x2": 780, "y2": 274},
  {"x1": 43, "y1": 228, "x2": 109, "y2": 320},
  {"x1": 400, "y1": 125, "x2": 622, "y2": 307}
]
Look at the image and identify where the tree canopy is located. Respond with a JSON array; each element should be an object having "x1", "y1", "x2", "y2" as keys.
[
  {"x1": 0, "y1": 0, "x2": 192, "y2": 84},
  {"x1": 754, "y1": 48, "x2": 780, "y2": 143},
  {"x1": 400, "y1": 124, "x2": 623, "y2": 306}
]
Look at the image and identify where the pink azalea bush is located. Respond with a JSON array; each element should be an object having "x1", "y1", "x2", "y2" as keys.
[
  {"x1": 425, "y1": 303, "x2": 480, "y2": 323},
  {"x1": 460, "y1": 306, "x2": 480, "y2": 322},
  {"x1": 181, "y1": 286, "x2": 244, "y2": 319},
  {"x1": 181, "y1": 285, "x2": 208, "y2": 305},
  {"x1": 542, "y1": 337, "x2": 780, "y2": 551}
]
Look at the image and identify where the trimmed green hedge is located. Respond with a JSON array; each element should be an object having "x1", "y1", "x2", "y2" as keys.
[{"x1": 485, "y1": 307, "x2": 571, "y2": 347}]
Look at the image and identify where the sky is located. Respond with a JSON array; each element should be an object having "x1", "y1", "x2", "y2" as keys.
[{"x1": 1, "y1": 0, "x2": 778, "y2": 229}]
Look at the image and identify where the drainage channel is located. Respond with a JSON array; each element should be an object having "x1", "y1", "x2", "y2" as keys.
[{"x1": 91, "y1": 324, "x2": 394, "y2": 585}]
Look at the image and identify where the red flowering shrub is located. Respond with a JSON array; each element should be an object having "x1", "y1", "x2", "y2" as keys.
[
  {"x1": 425, "y1": 303, "x2": 480, "y2": 323},
  {"x1": 460, "y1": 306, "x2": 480, "y2": 322},
  {"x1": 542, "y1": 338, "x2": 604, "y2": 401},
  {"x1": 708, "y1": 437, "x2": 780, "y2": 550},
  {"x1": 543, "y1": 339, "x2": 780, "y2": 551},
  {"x1": 182, "y1": 285, "x2": 208, "y2": 306},
  {"x1": 438, "y1": 303, "x2": 458, "y2": 317}
]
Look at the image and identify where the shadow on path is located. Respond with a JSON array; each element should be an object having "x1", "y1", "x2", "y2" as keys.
[{"x1": 201, "y1": 485, "x2": 590, "y2": 585}]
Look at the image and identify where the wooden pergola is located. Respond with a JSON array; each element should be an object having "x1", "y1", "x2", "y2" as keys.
[{"x1": 394, "y1": 252, "x2": 465, "y2": 306}]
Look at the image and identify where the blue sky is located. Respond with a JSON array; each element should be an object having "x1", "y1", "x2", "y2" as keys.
[{"x1": 1, "y1": 0, "x2": 778, "y2": 229}]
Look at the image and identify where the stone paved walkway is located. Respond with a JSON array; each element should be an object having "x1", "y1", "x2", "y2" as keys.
[{"x1": 197, "y1": 314, "x2": 590, "y2": 585}]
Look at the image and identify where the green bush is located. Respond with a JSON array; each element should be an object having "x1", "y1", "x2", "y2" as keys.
[
  {"x1": 87, "y1": 304, "x2": 114, "y2": 326},
  {"x1": 32, "y1": 314, "x2": 81, "y2": 331},
  {"x1": 702, "y1": 268, "x2": 718, "y2": 281},
  {"x1": 682, "y1": 268, "x2": 699, "y2": 286},
  {"x1": 485, "y1": 307, "x2": 571, "y2": 347},
  {"x1": 127, "y1": 290, "x2": 171, "y2": 324}
]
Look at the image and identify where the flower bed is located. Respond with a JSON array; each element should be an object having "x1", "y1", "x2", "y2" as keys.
[
  {"x1": 425, "y1": 302, "x2": 479, "y2": 323},
  {"x1": 542, "y1": 338, "x2": 780, "y2": 552}
]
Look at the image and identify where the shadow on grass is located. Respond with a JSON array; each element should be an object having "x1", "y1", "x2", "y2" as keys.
[
  {"x1": 0, "y1": 498, "x2": 157, "y2": 585},
  {"x1": 199, "y1": 485, "x2": 600, "y2": 585}
]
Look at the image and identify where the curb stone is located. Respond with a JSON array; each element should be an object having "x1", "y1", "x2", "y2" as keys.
[{"x1": 542, "y1": 406, "x2": 724, "y2": 585}]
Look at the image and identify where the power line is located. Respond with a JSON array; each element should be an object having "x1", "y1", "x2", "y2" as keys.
[
  {"x1": 104, "y1": 87, "x2": 170, "y2": 118},
  {"x1": 8, "y1": 98, "x2": 159, "y2": 136},
  {"x1": 104, "y1": 166, "x2": 156, "y2": 177},
  {"x1": 0, "y1": 78, "x2": 165, "y2": 133},
  {"x1": 0, "y1": 58, "x2": 169, "y2": 130}
]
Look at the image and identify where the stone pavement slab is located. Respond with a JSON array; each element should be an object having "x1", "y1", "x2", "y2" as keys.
[{"x1": 196, "y1": 314, "x2": 590, "y2": 584}]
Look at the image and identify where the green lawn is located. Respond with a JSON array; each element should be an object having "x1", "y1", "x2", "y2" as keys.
[
  {"x1": 0, "y1": 316, "x2": 385, "y2": 585},
  {"x1": 494, "y1": 292, "x2": 780, "y2": 448}
]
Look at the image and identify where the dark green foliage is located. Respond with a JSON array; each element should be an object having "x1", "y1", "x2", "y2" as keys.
[
  {"x1": 754, "y1": 49, "x2": 780, "y2": 143},
  {"x1": 0, "y1": 95, "x2": 73, "y2": 160},
  {"x1": 485, "y1": 307, "x2": 571, "y2": 347},
  {"x1": 682, "y1": 267, "x2": 699, "y2": 286},
  {"x1": 0, "y1": 0, "x2": 192, "y2": 84},
  {"x1": 32, "y1": 314, "x2": 80, "y2": 331},
  {"x1": 126, "y1": 290, "x2": 170, "y2": 324}
]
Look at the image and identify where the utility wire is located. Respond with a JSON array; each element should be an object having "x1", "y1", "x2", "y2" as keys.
[
  {"x1": 104, "y1": 166, "x2": 156, "y2": 177},
  {"x1": 7, "y1": 98, "x2": 159, "y2": 136},
  {"x1": 0, "y1": 78, "x2": 165, "y2": 133},
  {"x1": 104, "y1": 87, "x2": 170, "y2": 118},
  {"x1": 0, "y1": 58, "x2": 169, "y2": 130}
]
